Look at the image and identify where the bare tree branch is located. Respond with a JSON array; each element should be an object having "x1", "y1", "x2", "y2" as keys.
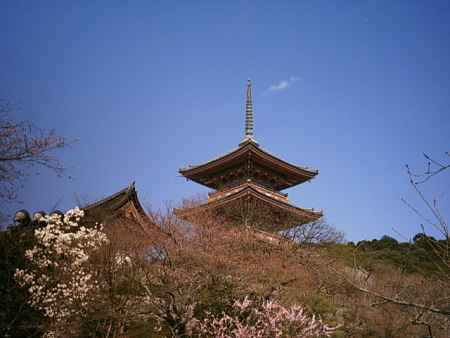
[
  {"x1": 283, "y1": 218, "x2": 345, "y2": 245},
  {"x1": 0, "y1": 101, "x2": 71, "y2": 204}
]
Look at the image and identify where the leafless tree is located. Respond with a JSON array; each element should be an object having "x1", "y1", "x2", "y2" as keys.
[
  {"x1": 403, "y1": 152, "x2": 449, "y2": 262},
  {"x1": 284, "y1": 218, "x2": 345, "y2": 245},
  {"x1": 0, "y1": 101, "x2": 69, "y2": 204}
]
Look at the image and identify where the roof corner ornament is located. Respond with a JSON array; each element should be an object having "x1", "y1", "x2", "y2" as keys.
[
  {"x1": 240, "y1": 79, "x2": 258, "y2": 147},
  {"x1": 126, "y1": 181, "x2": 136, "y2": 195}
]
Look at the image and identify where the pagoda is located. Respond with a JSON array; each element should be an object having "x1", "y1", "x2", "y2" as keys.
[{"x1": 175, "y1": 80, "x2": 322, "y2": 232}]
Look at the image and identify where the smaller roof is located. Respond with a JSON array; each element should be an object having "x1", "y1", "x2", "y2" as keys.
[
  {"x1": 179, "y1": 139, "x2": 318, "y2": 191},
  {"x1": 174, "y1": 182, "x2": 322, "y2": 231},
  {"x1": 84, "y1": 182, "x2": 143, "y2": 216},
  {"x1": 83, "y1": 182, "x2": 158, "y2": 237}
]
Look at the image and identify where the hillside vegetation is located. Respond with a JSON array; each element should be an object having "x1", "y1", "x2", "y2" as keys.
[
  {"x1": 1, "y1": 209, "x2": 449, "y2": 338},
  {"x1": 328, "y1": 234, "x2": 449, "y2": 276}
]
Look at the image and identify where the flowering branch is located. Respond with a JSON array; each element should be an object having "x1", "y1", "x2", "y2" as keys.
[{"x1": 15, "y1": 208, "x2": 108, "y2": 336}]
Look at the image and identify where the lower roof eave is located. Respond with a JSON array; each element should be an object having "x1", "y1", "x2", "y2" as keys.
[
  {"x1": 174, "y1": 205, "x2": 321, "y2": 231},
  {"x1": 174, "y1": 187, "x2": 322, "y2": 231}
]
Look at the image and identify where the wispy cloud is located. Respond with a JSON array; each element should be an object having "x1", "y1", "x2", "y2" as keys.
[{"x1": 268, "y1": 76, "x2": 299, "y2": 92}]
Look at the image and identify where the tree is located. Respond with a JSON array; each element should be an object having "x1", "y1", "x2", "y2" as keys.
[
  {"x1": 191, "y1": 296, "x2": 335, "y2": 337},
  {"x1": 0, "y1": 101, "x2": 68, "y2": 206},
  {"x1": 284, "y1": 219, "x2": 345, "y2": 245},
  {"x1": 378, "y1": 235, "x2": 398, "y2": 249},
  {"x1": 0, "y1": 224, "x2": 44, "y2": 338}
]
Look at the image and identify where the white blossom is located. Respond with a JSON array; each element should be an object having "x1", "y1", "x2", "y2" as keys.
[{"x1": 15, "y1": 207, "x2": 108, "y2": 334}]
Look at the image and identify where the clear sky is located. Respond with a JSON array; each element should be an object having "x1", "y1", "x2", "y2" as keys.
[{"x1": 1, "y1": 1, "x2": 449, "y2": 241}]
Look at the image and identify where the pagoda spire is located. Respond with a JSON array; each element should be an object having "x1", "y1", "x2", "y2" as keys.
[{"x1": 241, "y1": 79, "x2": 258, "y2": 146}]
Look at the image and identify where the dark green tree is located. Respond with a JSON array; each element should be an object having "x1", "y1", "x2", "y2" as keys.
[{"x1": 0, "y1": 224, "x2": 44, "y2": 338}]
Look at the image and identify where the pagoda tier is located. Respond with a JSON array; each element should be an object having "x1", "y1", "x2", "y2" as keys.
[
  {"x1": 175, "y1": 80, "x2": 322, "y2": 231},
  {"x1": 179, "y1": 138, "x2": 318, "y2": 191},
  {"x1": 175, "y1": 182, "x2": 322, "y2": 231}
]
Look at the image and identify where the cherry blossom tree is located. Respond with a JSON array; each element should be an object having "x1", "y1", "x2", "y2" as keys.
[{"x1": 190, "y1": 296, "x2": 336, "y2": 338}]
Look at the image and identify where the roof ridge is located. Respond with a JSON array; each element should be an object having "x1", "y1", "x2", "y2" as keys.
[{"x1": 83, "y1": 182, "x2": 136, "y2": 210}]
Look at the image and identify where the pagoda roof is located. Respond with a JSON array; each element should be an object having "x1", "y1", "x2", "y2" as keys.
[
  {"x1": 179, "y1": 139, "x2": 318, "y2": 190},
  {"x1": 174, "y1": 182, "x2": 322, "y2": 231}
]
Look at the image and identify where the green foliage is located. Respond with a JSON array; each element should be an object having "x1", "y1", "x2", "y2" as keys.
[
  {"x1": 195, "y1": 274, "x2": 237, "y2": 319},
  {"x1": 0, "y1": 225, "x2": 44, "y2": 338},
  {"x1": 378, "y1": 235, "x2": 398, "y2": 249},
  {"x1": 305, "y1": 294, "x2": 336, "y2": 317},
  {"x1": 331, "y1": 329, "x2": 346, "y2": 338},
  {"x1": 327, "y1": 233, "x2": 449, "y2": 275}
]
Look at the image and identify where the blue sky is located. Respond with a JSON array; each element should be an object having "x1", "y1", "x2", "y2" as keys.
[{"x1": 1, "y1": 1, "x2": 449, "y2": 241}]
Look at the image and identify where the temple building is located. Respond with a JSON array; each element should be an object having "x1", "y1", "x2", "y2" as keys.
[
  {"x1": 82, "y1": 182, "x2": 166, "y2": 241},
  {"x1": 12, "y1": 182, "x2": 166, "y2": 242},
  {"x1": 175, "y1": 80, "x2": 322, "y2": 232},
  {"x1": 83, "y1": 182, "x2": 150, "y2": 230}
]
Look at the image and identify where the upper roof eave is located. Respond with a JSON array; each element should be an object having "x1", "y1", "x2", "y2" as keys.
[{"x1": 179, "y1": 140, "x2": 318, "y2": 181}]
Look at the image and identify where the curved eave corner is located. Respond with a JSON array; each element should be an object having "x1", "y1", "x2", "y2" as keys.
[
  {"x1": 82, "y1": 182, "x2": 155, "y2": 230},
  {"x1": 174, "y1": 185, "x2": 323, "y2": 224},
  {"x1": 178, "y1": 142, "x2": 318, "y2": 181}
]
